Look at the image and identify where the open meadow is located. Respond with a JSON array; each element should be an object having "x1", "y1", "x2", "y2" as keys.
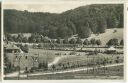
[{"x1": 4, "y1": 48, "x2": 124, "y2": 80}]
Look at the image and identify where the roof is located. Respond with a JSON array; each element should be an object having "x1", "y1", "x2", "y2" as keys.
[{"x1": 5, "y1": 44, "x2": 20, "y2": 50}]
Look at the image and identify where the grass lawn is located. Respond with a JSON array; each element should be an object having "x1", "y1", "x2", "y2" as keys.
[
  {"x1": 5, "y1": 48, "x2": 124, "y2": 80},
  {"x1": 4, "y1": 65, "x2": 124, "y2": 80},
  {"x1": 29, "y1": 48, "x2": 123, "y2": 64}
]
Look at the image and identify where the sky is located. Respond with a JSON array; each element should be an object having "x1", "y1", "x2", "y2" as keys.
[{"x1": 3, "y1": 0, "x2": 125, "y2": 13}]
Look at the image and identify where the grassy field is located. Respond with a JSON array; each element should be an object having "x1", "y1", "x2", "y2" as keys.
[
  {"x1": 7, "y1": 48, "x2": 123, "y2": 70},
  {"x1": 4, "y1": 65, "x2": 124, "y2": 80},
  {"x1": 28, "y1": 48, "x2": 124, "y2": 68},
  {"x1": 87, "y1": 28, "x2": 123, "y2": 46},
  {"x1": 28, "y1": 48, "x2": 73, "y2": 63},
  {"x1": 5, "y1": 48, "x2": 124, "y2": 80}
]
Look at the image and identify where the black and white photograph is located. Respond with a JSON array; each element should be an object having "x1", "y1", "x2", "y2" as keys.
[{"x1": 3, "y1": 2, "x2": 124, "y2": 80}]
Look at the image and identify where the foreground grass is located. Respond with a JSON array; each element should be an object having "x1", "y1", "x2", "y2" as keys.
[{"x1": 5, "y1": 65, "x2": 124, "y2": 80}]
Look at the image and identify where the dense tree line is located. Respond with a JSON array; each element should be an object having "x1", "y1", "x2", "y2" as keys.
[
  {"x1": 5, "y1": 32, "x2": 123, "y2": 47},
  {"x1": 5, "y1": 33, "x2": 102, "y2": 45},
  {"x1": 106, "y1": 38, "x2": 124, "y2": 46},
  {"x1": 4, "y1": 4, "x2": 123, "y2": 39}
]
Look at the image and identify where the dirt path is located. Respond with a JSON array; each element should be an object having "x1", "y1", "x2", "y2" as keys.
[
  {"x1": 48, "y1": 56, "x2": 62, "y2": 67},
  {"x1": 4, "y1": 63, "x2": 123, "y2": 78},
  {"x1": 48, "y1": 55, "x2": 68, "y2": 67}
]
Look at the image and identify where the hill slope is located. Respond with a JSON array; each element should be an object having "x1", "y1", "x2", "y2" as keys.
[
  {"x1": 4, "y1": 4, "x2": 123, "y2": 39},
  {"x1": 87, "y1": 28, "x2": 123, "y2": 46}
]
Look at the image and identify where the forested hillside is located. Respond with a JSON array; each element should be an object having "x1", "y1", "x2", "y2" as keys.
[{"x1": 4, "y1": 4, "x2": 123, "y2": 39}]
